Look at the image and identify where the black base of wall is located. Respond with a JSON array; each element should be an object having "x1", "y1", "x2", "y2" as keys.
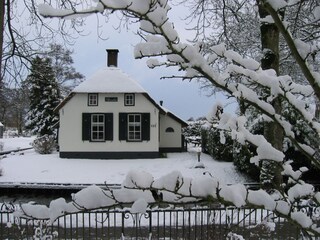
[
  {"x1": 59, "y1": 151, "x2": 160, "y2": 159},
  {"x1": 159, "y1": 147, "x2": 186, "y2": 153}
]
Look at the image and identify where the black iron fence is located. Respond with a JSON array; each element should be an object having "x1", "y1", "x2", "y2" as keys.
[{"x1": 0, "y1": 202, "x2": 310, "y2": 239}]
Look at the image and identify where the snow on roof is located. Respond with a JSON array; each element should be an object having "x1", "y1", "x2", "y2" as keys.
[
  {"x1": 72, "y1": 67, "x2": 146, "y2": 93},
  {"x1": 159, "y1": 105, "x2": 188, "y2": 127},
  {"x1": 56, "y1": 66, "x2": 187, "y2": 126}
]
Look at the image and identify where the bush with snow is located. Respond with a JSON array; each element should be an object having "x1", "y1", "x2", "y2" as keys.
[{"x1": 32, "y1": 135, "x2": 56, "y2": 154}]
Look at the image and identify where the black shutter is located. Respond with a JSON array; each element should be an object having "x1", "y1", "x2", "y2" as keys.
[
  {"x1": 142, "y1": 113, "x2": 150, "y2": 141},
  {"x1": 105, "y1": 113, "x2": 113, "y2": 141},
  {"x1": 82, "y1": 113, "x2": 91, "y2": 141},
  {"x1": 119, "y1": 113, "x2": 127, "y2": 140}
]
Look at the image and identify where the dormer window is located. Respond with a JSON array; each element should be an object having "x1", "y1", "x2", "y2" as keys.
[
  {"x1": 88, "y1": 93, "x2": 98, "y2": 106},
  {"x1": 124, "y1": 93, "x2": 135, "y2": 106}
]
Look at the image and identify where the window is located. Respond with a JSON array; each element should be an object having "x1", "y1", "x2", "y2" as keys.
[
  {"x1": 91, "y1": 114, "x2": 105, "y2": 141},
  {"x1": 165, "y1": 127, "x2": 175, "y2": 132},
  {"x1": 128, "y1": 114, "x2": 141, "y2": 141},
  {"x1": 124, "y1": 93, "x2": 135, "y2": 106},
  {"x1": 105, "y1": 97, "x2": 118, "y2": 102},
  {"x1": 82, "y1": 113, "x2": 113, "y2": 141},
  {"x1": 88, "y1": 93, "x2": 98, "y2": 106},
  {"x1": 119, "y1": 113, "x2": 150, "y2": 141}
]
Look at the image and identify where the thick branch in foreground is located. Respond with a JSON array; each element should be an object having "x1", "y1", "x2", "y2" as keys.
[{"x1": 262, "y1": 0, "x2": 320, "y2": 100}]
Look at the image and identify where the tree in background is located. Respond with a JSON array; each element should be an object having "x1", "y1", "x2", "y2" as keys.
[
  {"x1": 0, "y1": 43, "x2": 83, "y2": 133},
  {"x1": 0, "y1": 0, "x2": 84, "y2": 84},
  {"x1": 44, "y1": 44, "x2": 84, "y2": 97},
  {"x1": 24, "y1": 56, "x2": 60, "y2": 136}
]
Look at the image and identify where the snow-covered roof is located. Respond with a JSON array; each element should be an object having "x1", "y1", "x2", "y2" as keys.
[
  {"x1": 55, "y1": 66, "x2": 187, "y2": 127},
  {"x1": 72, "y1": 67, "x2": 146, "y2": 93},
  {"x1": 159, "y1": 105, "x2": 188, "y2": 127}
]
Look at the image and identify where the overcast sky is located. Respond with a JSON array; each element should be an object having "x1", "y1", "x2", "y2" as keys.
[{"x1": 60, "y1": 6, "x2": 235, "y2": 120}]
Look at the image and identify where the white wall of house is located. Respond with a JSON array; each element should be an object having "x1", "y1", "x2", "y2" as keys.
[
  {"x1": 59, "y1": 92, "x2": 159, "y2": 153},
  {"x1": 159, "y1": 114, "x2": 183, "y2": 149}
]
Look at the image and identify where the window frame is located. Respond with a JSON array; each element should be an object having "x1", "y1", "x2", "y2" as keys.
[
  {"x1": 88, "y1": 93, "x2": 98, "y2": 106},
  {"x1": 127, "y1": 113, "x2": 142, "y2": 141},
  {"x1": 124, "y1": 93, "x2": 135, "y2": 106},
  {"x1": 91, "y1": 113, "x2": 105, "y2": 142}
]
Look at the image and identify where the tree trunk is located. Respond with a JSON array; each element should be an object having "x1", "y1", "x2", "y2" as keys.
[
  {"x1": 0, "y1": 0, "x2": 5, "y2": 82},
  {"x1": 257, "y1": 0, "x2": 284, "y2": 190}
]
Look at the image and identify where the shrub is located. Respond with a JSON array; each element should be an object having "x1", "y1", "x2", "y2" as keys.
[
  {"x1": 201, "y1": 126, "x2": 233, "y2": 162},
  {"x1": 32, "y1": 134, "x2": 56, "y2": 154}
]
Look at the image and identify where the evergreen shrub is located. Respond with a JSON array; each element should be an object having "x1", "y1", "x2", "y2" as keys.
[{"x1": 32, "y1": 134, "x2": 56, "y2": 154}]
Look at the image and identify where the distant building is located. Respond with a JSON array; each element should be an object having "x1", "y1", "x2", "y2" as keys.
[{"x1": 55, "y1": 49, "x2": 187, "y2": 159}]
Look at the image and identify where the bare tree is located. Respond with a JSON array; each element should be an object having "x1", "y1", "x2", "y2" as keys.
[{"x1": 0, "y1": 0, "x2": 88, "y2": 86}]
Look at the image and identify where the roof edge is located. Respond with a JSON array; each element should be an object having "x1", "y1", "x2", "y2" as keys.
[{"x1": 54, "y1": 93, "x2": 75, "y2": 113}]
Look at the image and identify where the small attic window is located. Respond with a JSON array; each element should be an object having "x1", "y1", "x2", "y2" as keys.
[
  {"x1": 88, "y1": 93, "x2": 98, "y2": 106},
  {"x1": 165, "y1": 127, "x2": 175, "y2": 133},
  {"x1": 124, "y1": 93, "x2": 135, "y2": 106}
]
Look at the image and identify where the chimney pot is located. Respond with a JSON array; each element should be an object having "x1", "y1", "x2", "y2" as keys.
[
  {"x1": 106, "y1": 49, "x2": 119, "y2": 67},
  {"x1": 160, "y1": 100, "x2": 163, "y2": 106}
]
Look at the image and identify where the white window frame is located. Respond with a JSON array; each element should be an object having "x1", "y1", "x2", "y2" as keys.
[
  {"x1": 91, "y1": 114, "x2": 105, "y2": 141},
  {"x1": 88, "y1": 93, "x2": 98, "y2": 106},
  {"x1": 127, "y1": 114, "x2": 141, "y2": 141},
  {"x1": 124, "y1": 93, "x2": 135, "y2": 106}
]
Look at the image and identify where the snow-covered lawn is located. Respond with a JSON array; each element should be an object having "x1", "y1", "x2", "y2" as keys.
[{"x1": 0, "y1": 137, "x2": 252, "y2": 185}]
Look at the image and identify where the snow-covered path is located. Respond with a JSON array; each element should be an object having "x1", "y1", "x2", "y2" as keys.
[{"x1": 0, "y1": 137, "x2": 252, "y2": 185}]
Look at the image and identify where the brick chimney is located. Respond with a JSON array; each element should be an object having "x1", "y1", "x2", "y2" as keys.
[{"x1": 106, "y1": 49, "x2": 119, "y2": 67}]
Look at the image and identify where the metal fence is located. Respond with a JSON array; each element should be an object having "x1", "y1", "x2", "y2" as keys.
[{"x1": 0, "y1": 202, "x2": 305, "y2": 239}]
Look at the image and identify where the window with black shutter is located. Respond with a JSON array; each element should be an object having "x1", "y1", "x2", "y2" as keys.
[
  {"x1": 119, "y1": 112, "x2": 150, "y2": 141},
  {"x1": 82, "y1": 113, "x2": 113, "y2": 141}
]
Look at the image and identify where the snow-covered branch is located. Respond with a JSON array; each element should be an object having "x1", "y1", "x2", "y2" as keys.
[{"x1": 15, "y1": 170, "x2": 320, "y2": 236}]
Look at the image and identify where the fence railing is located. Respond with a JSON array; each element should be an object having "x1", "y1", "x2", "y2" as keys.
[{"x1": 0, "y1": 202, "x2": 305, "y2": 239}]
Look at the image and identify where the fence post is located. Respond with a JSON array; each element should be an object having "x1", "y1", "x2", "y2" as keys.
[
  {"x1": 148, "y1": 211, "x2": 152, "y2": 238},
  {"x1": 121, "y1": 212, "x2": 125, "y2": 238}
]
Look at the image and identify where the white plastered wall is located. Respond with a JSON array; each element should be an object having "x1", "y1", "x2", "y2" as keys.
[
  {"x1": 59, "y1": 93, "x2": 159, "y2": 152},
  {"x1": 159, "y1": 113, "x2": 182, "y2": 148}
]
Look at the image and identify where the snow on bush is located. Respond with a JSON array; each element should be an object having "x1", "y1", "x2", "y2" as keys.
[{"x1": 32, "y1": 135, "x2": 56, "y2": 154}]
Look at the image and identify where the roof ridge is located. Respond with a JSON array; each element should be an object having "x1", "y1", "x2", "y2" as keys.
[{"x1": 72, "y1": 66, "x2": 146, "y2": 93}]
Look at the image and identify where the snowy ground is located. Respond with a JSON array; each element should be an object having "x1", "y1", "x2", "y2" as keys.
[{"x1": 0, "y1": 137, "x2": 252, "y2": 186}]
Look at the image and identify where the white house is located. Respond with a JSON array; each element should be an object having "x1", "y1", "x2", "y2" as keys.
[{"x1": 55, "y1": 49, "x2": 188, "y2": 159}]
